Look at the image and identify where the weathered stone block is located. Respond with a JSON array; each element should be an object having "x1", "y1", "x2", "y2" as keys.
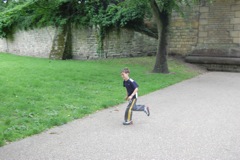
[
  {"x1": 230, "y1": 18, "x2": 240, "y2": 24},
  {"x1": 199, "y1": 32, "x2": 208, "y2": 37},
  {"x1": 234, "y1": 24, "x2": 240, "y2": 30},
  {"x1": 200, "y1": 13, "x2": 209, "y2": 19},
  {"x1": 171, "y1": 20, "x2": 187, "y2": 27},
  {"x1": 235, "y1": 11, "x2": 240, "y2": 17},
  {"x1": 230, "y1": 31, "x2": 240, "y2": 37},
  {"x1": 199, "y1": 19, "x2": 208, "y2": 25},
  {"x1": 200, "y1": 7, "x2": 209, "y2": 12},
  {"x1": 233, "y1": 38, "x2": 240, "y2": 44},
  {"x1": 191, "y1": 22, "x2": 199, "y2": 29}
]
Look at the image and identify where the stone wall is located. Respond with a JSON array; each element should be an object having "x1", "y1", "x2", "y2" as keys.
[
  {"x1": 169, "y1": 0, "x2": 240, "y2": 55},
  {"x1": 0, "y1": 26, "x2": 157, "y2": 59},
  {"x1": 197, "y1": 0, "x2": 240, "y2": 49},
  {"x1": 168, "y1": 5, "x2": 200, "y2": 55},
  {"x1": 1, "y1": 27, "x2": 55, "y2": 58},
  {"x1": 71, "y1": 27, "x2": 99, "y2": 59},
  {"x1": 103, "y1": 28, "x2": 157, "y2": 58}
]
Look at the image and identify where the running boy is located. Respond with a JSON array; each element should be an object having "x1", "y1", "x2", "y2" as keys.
[{"x1": 121, "y1": 67, "x2": 150, "y2": 125}]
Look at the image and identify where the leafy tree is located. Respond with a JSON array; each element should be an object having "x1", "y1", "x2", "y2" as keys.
[
  {"x1": 148, "y1": 0, "x2": 203, "y2": 73},
  {"x1": 106, "y1": 0, "x2": 209, "y2": 73}
]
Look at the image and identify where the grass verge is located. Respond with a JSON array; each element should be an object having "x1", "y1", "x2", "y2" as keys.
[{"x1": 0, "y1": 53, "x2": 200, "y2": 146}]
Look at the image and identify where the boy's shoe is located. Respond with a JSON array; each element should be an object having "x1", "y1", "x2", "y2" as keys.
[
  {"x1": 144, "y1": 106, "x2": 150, "y2": 116},
  {"x1": 123, "y1": 121, "x2": 133, "y2": 125}
]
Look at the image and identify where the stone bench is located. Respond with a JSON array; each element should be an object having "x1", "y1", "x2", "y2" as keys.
[{"x1": 185, "y1": 48, "x2": 240, "y2": 72}]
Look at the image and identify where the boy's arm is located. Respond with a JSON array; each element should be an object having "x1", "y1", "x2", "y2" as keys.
[{"x1": 125, "y1": 90, "x2": 129, "y2": 100}]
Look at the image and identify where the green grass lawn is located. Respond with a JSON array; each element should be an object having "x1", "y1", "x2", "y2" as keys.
[{"x1": 0, "y1": 53, "x2": 200, "y2": 146}]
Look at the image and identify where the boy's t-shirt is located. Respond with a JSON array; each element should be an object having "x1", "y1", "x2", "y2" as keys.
[{"x1": 123, "y1": 78, "x2": 139, "y2": 99}]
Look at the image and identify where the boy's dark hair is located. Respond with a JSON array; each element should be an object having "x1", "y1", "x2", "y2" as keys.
[{"x1": 121, "y1": 67, "x2": 130, "y2": 74}]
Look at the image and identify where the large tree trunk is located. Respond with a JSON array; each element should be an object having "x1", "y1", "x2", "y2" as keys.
[{"x1": 150, "y1": 0, "x2": 170, "y2": 73}]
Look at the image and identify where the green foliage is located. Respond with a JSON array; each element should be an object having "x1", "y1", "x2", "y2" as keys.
[
  {"x1": 0, "y1": 0, "x2": 88, "y2": 37},
  {"x1": 90, "y1": 2, "x2": 147, "y2": 28},
  {"x1": 0, "y1": 1, "x2": 33, "y2": 37},
  {"x1": 0, "y1": 0, "x2": 149, "y2": 38},
  {"x1": 83, "y1": 0, "x2": 149, "y2": 57}
]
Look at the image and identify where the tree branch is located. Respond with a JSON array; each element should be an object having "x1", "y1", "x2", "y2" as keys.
[{"x1": 128, "y1": 23, "x2": 158, "y2": 39}]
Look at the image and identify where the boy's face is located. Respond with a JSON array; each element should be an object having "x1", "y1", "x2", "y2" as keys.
[{"x1": 121, "y1": 72, "x2": 129, "y2": 80}]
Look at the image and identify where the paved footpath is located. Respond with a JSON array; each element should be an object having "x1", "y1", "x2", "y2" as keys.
[{"x1": 1, "y1": 72, "x2": 240, "y2": 160}]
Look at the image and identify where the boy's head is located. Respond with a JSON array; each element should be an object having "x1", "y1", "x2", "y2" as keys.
[
  {"x1": 121, "y1": 67, "x2": 130, "y2": 74},
  {"x1": 121, "y1": 67, "x2": 130, "y2": 80}
]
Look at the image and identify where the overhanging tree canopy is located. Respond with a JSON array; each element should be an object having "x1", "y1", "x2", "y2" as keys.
[{"x1": 0, "y1": 0, "x2": 148, "y2": 38}]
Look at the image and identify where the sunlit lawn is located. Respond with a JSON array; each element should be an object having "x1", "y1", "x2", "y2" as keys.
[{"x1": 0, "y1": 53, "x2": 200, "y2": 146}]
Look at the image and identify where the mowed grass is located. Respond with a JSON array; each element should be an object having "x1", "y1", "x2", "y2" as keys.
[{"x1": 0, "y1": 53, "x2": 199, "y2": 146}]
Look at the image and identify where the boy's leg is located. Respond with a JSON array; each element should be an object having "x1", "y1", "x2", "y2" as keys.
[
  {"x1": 132, "y1": 100, "x2": 150, "y2": 116},
  {"x1": 124, "y1": 98, "x2": 137, "y2": 122},
  {"x1": 133, "y1": 104, "x2": 145, "y2": 111}
]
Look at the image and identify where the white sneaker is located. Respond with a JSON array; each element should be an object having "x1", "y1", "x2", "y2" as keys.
[
  {"x1": 144, "y1": 106, "x2": 150, "y2": 116},
  {"x1": 122, "y1": 121, "x2": 133, "y2": 125}
]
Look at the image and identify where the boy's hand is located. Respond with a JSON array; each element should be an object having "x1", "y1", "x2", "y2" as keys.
[
  {"x1": 125, "y1": 96, "x2": 128, "y2": 100},
  {"x1": 127, "y1": 95, "x2": 133, "y2": 101}
]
